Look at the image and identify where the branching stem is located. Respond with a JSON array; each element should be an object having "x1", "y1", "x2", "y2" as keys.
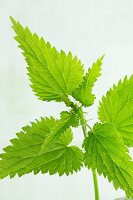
[{"x1": 66, "y1": 99, "x2": 100, "y2": 200}]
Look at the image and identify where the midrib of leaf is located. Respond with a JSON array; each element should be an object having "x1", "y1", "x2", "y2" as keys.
[
  {"x1": 5, "y1": 144, "x2": 42, "y2": 154},
  {"x1": 15, "y1": 24, "x2": 68, "y2": 98},
  {"x1": 101, "y1": 98, "x2": 113, "y2": 122},
  {"x1": 1, "y1": 157, "x2": 33, "y2": 171},
  {"x1": 25, "y1": 50, "x2": 66, "y2": 97},
  {"x1": 40, "y1": 114, "x2": 74, "y2": 153},
  {"x1": 118, "y1": 120, "x2": 133, "y2": 130},
  {"x1": 1, "y1": 147, "x2": 66, "y2": 173},
  {"x1": 67, "y1": 56, "x2": 77, "y2": 92},
  {"x1": 26, "y1": 41, "x2": 67, "y2": 96},
  {"x1": 47, "y1": 44, "x2": 68, "y2": 92},
  {"x1": 96, "y1": 138, "x2": 133, "y2": 193},
  {"x1": 95, "y1": 133, "x2": 133, "y2": 188},
  {"x1": 24, "y1": 147, "x2": 80, "y2": 174},
  {"x1": 95, "y1": 142, "x2": 109, "y2": 174},
  {"x1": 28, "y1": 51, "x2": 67, "y2": 98},
  {"x1": 85, "y1": 69, "x2": 97, "y2": 92}
]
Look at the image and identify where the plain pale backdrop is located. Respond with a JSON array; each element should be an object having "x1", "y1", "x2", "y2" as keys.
[{"x1": 0, "y1": 0, "x2": 133, "y2": 199}]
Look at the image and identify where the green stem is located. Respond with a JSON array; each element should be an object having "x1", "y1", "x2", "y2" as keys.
[
  {"x1": 82, "y1": 124, "x2": 87, "y2": 138},
  {"x1": 92, "y1": 170, "x2": 99, "y2": 200},
  {"x1": 65, "y1": 99, "x2": 100, "y2": 200},
  {"x1": 79, "y1": 108, "x2": 99, "y2": 200}
]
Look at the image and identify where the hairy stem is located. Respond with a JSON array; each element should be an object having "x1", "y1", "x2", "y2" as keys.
[{"x1": 79, "y1": 108, "x2": 99, "y2": 200}]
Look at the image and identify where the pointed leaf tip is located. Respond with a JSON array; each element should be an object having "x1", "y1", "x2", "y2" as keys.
[{"x1": 10, "y1": 16, "x2": 16, "y2": 24}]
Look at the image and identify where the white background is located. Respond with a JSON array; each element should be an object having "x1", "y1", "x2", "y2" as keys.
[{"x1": 0, "y1": 0, "x2": 133, "y2": 199}]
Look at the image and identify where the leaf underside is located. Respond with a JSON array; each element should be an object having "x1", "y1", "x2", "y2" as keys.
[
  {"x1": 0, "y1": 117, "x2": 83, "y2": 178},
  {"x1": 98, "y1": 75, "x2": 133, "y2": 147},
  {"x1": 83, "y1": 123, "x2": 133, "y2": 199},
  {"x1": 10, "y1": 17, "x2": 84, "y2": 103}
]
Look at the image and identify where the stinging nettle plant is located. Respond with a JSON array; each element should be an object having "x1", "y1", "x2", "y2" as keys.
[{"x1": 0, "y1": 17, "x2": 133, "y2": 200}]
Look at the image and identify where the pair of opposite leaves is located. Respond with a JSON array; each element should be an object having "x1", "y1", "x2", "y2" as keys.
[{"x1": 0, "y1": 17, "x2": 133, "y2": 199}]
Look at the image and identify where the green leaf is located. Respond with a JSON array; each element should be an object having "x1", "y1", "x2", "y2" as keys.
[
  {"x1": 83, "y1": 123, "x2": 133, "y2": 199},
  {"x1": 72, "y1": 56, "x2": 104, "y2": 107},
  {"x1": 40, "y1": 111, "x2": 79, "y2": 153},
  {"x1": 10, "y1": 17, "x2": 84, "y2": 103},
  {"x1": 98, "y1": 75, "x2": 133, "y2": 147},
  {"x1": 0, "y1": 117, "x2": 83, "y2": 178}
]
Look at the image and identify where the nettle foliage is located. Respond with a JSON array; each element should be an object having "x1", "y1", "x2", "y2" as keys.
[{"x1": 0, "y1": 17, "x2": 133, "y2": 199}]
